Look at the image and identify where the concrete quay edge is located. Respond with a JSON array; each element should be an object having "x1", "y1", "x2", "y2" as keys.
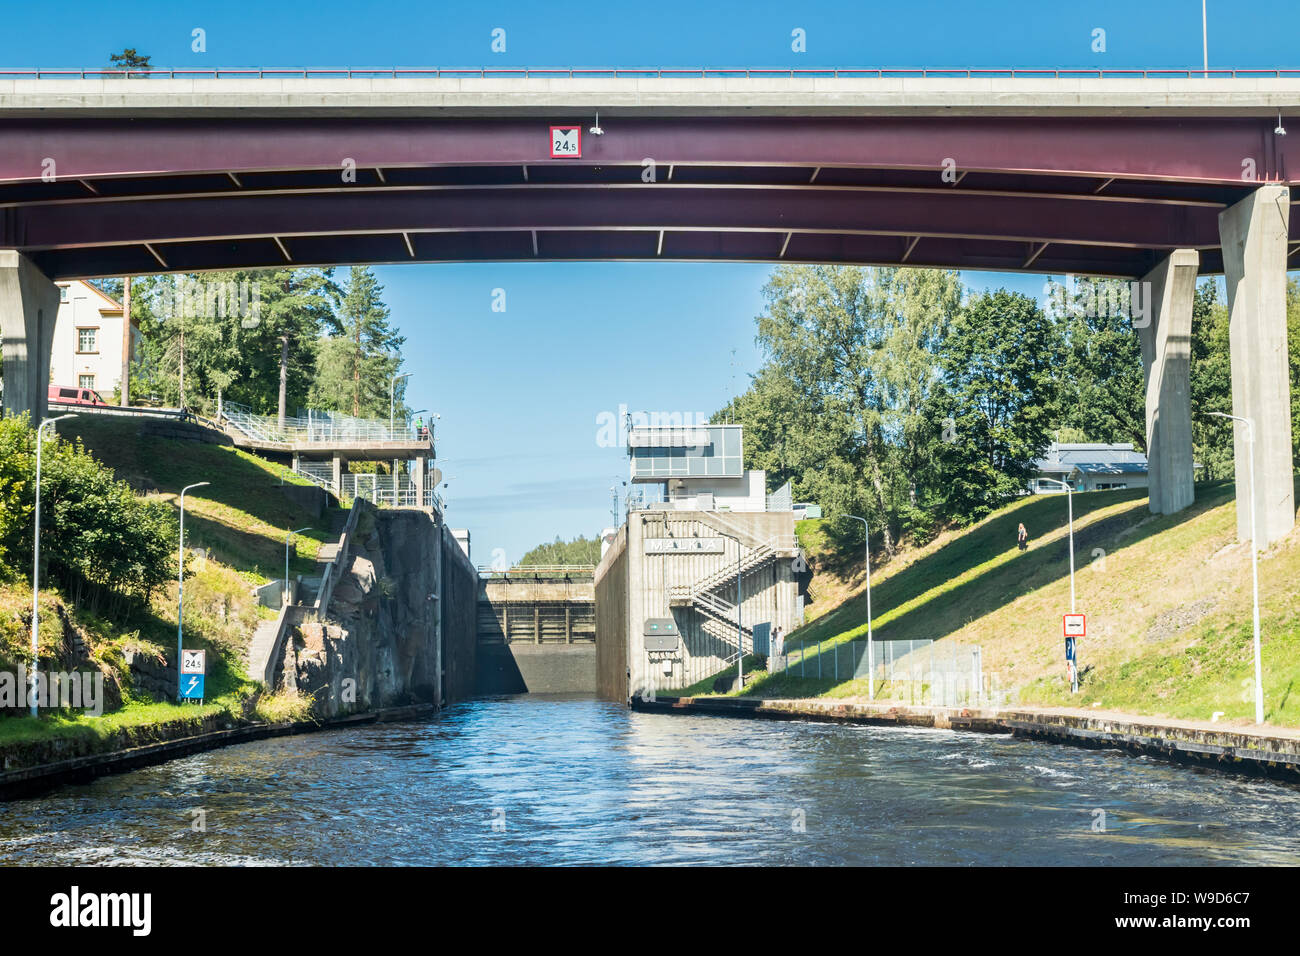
[
  {"x1": 0, "y1": 702, "x2": 437, "y2": 801},
  {"x1": 633, "y1": 695, "x2": 1300, "y2": 783}
]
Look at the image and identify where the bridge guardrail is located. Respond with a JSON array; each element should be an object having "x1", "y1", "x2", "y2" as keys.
[{"x1": 5, "y1": 67, "x2": 1300, "y2": 80}]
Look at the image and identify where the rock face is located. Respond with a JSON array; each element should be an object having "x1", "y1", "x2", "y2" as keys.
[{"x1": 281, "y1": 506, "x2": 442, "y2": 718}]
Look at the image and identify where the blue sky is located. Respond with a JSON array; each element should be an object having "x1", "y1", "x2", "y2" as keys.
[{"x1": 3, "y1": 1, "x2": 1296, "y2": 562}]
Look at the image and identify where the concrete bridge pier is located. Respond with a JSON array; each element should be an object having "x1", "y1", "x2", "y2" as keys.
[
  {"x1": 1138, "y1": 249, "x2": 1199, "y2": 515},
  {"x1": 0, "y1": 250, "x2": 59, "y2": 422},
  {"x1": 1219, "y1": 185, "x2": 1295, "y2": 550},
  {"x1": 331, "y1": 453, "x2": 348, "y2": 497},
  {"x1": 412, "y1": 455, "x2": 426, "y2": 507}
]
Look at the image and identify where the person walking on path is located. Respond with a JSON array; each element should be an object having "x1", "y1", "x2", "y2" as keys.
[{"x1": 1017, "y1": 522, "x2": 1029, "y2": 551}]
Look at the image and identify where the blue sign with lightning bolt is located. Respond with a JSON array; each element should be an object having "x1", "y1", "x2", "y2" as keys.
[{"x1": 180, "y1": 673, "x2": 205, "y2": 700}]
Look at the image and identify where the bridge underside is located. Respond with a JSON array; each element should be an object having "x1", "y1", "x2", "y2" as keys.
[
  {"x1": 0, "y1": 104, "x2": 1295, "y2": 549},
  {"x1": 0, "y1": 115, "x2": 1296, "y2": 279}
]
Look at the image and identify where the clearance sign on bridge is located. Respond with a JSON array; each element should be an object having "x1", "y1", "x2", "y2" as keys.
[{"x1": 550, "y1": 126, "x2": 581, "y2": 158}]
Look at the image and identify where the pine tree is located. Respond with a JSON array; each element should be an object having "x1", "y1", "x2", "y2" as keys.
[{"x1": 310, "y1": 266, "x2": 406, "y2": 419}]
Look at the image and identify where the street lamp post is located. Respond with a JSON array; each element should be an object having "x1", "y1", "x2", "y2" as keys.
[
  {"x1": 1035, "y1": 478, "x2": 1076, "y2": 613},
  {"x1": 1202, "y1": 0, "x2": 1209, "y2": 76},
  {"x1": 1036, "y1": 477, "x2": 1078, "y2": 692},
  {"x1": 1208, "y1": 411, "x2": 1264, "y2": 724},
  {"x1": 712, "y1": 529, "x2": 744, "y2": 690},
  {"x1": 285, "y1": 527, "x2": 313, "y2": 605},
  {"x1": 841, "y1": 514, "x2": 873, "y2": 700},
  {"x1": 177, "y1": 481, "x2": 210, "y2": 703},
  {"x1": 30, "y1": 414, "x2": 76, "y2": 717},
  {"x1": 390, "y1": 372, "x2": 412, "y2": 432}
]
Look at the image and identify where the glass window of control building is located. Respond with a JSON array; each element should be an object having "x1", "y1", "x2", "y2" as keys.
[{"x1": 629, "y1": 425, "x2": 743, "y2": 480}]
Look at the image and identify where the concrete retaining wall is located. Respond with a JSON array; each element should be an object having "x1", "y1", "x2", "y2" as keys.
[
  {"x1": 440, "y1": 520, "x2": 479, "y2": 703},
  {"x1": 595, "y1": 525, "x2": 630, "y2": 701}
]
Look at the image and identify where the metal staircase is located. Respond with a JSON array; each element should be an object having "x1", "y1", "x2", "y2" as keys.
[{"x1": 667, "y1": 515, "x2": 802, "y2": 656}]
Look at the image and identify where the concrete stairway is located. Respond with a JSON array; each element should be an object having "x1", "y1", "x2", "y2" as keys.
[{"x1": 246, "y1": 616, "x2": 286, "y2": 685}]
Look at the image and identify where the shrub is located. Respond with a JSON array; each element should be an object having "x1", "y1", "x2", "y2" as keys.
[{"x1": 0, "y1": 415, "x2": 177, "y2": 613}]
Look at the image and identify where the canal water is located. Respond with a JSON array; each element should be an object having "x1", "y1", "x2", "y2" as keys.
[{"x1": 2, "y1": 695, "x2": 1298, "y2": 866}]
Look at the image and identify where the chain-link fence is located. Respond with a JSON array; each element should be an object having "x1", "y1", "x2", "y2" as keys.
[{"x1": 778, "y1": 636, "x2": 987, "y2": 707}]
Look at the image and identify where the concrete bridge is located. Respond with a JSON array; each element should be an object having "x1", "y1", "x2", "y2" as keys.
[{"x1": 1, "y1": 70, "x2": 1297, "y2": 546}]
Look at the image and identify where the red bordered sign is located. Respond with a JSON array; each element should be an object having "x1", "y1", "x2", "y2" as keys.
[
  {"x1": 550, "y1": 125, "x2": 582, "y2": 158},
  {"x1": 1063, "y1": 613, "x2": 1086, "y2": 638}
]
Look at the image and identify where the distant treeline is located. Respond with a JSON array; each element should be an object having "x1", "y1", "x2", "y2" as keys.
[{"x1": 519, "y1": 535, "x2": 603, "y2": 566}]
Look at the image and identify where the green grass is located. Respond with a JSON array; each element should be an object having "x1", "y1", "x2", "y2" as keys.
[
  {"x1": 1, "y1": 415, "x2": 343, "y2": 756},
  {"x1": 678, "y1": 479, "x2": 1300, "y2": 729},
  {"x1": 65, "y1": 415, "x2": 332, "y2": 582},
  {"x1": 0, "y1": 697, "x2": 240, "y2": 749}
]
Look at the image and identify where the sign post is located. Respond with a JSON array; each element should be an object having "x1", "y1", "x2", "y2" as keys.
[
  {"x1": 1063, "y1": 614, "x2": 1085, "y2": 694},
  {"x1": 180, "y1": 648, "x2": 206, "y2": 703}
]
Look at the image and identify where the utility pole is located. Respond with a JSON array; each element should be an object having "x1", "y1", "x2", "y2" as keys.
[
  {"x1": 1209, "y1": 411, "x2": 1265, "y2": 724},
  {"x1": 278, "y1": 334, "x2": 289, "y2": 427},
  {"x1": 841, "y1": 514, "x2": 873, "y2": 699},
  {"x1": 31, "y1": 415, "x2": 76, "y2": 717},
  {"x1": 177, "y1": 481, "x2": 210, "y2": 701},
  {"x1": 1202, "y1": 0, "x2": 1209, "y2": 76}
]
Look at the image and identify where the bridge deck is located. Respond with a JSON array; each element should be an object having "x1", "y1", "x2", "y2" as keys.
[{"x1": 1, "y1": 74, "x2": 1297, "y2": 279}]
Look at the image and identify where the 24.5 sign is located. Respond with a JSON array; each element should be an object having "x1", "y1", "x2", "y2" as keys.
[
  {"x1": 550, "y1": 125, "x2": 581, "y2": 158},
  {"x1": 181, "y1": 649, "x2": 205, "y2": 675}
]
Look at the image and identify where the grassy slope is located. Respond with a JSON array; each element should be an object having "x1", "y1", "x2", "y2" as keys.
[
  {"x1": 676, "y1": 480, "x2": 1300, "y2": 728},
  {"x1": 0, "y1": 417, "x2": 333, "y2": 751},
  {"x1": 65, "y1": 416, "x2": 329, "y2": 579}
]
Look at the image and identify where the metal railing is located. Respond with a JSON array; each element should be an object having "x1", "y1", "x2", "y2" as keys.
[
  {"x1": 221, "y1": 401, "x2": 431, "y2": 448},
  {"x1": 295, "y1": 461, "x2": 334, "y2": 490},
  {"x1": 627, "y1": 491, "x2": 796, "y2": 517},
  {"x1": 340, "y1": 471, "x2": 435, "y2": 509},
  {"x1": 477, "y1": 564, "x2": 596, "y2": 578},
  {"x1": 5, "y1": 67, "x2": 1300, "y2": 80},
  {"x1": 780, "y1": 636, "x2": 986, "y2": 707}
]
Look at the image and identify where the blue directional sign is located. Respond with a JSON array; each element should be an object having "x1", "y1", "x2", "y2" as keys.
[{"x1": 180, "y1": 673, "x2": 205, "y2": 700}]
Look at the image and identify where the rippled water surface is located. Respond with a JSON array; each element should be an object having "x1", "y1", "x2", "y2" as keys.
[{"x1": 3, "y1": 695, "x2": 1299, "y2": 865}]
